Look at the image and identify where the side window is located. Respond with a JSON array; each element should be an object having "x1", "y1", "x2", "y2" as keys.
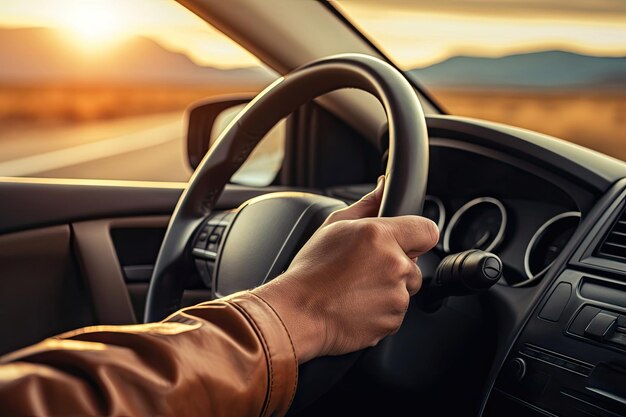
[{"x1": 0, "y1": 1, "x2": 280, "y2": 184}]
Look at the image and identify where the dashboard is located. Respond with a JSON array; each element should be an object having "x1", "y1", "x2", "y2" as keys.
[
  {"x1": 420, "y1": 120, "x2": 626, "y2": 417},
  {"x1": 189, "y1": 114, "x2": 626, "y2": 416},
  {"x1": 325, "y1": 120, "x2": 626, "y2": 416},
  {"x1": 420, "y1": 140, "x2": 586, "y2": 290},
  {"x1": 423, "y1": 194, "x2": 580, "y2": 287}
]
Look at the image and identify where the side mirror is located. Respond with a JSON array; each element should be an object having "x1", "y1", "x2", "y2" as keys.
[
  {"x1": 186, "y1": 94, "x2": 255, "y2": 170},
  {"x1": 185, "y1": 94, "x2": 287, "y2": 187}
]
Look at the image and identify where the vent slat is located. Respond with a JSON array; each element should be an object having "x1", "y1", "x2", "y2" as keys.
[
  {"x1": 605, "y1": 234, "x2": 626, "y2": 246},
  {"x1": 603, "y1": 242, "x2": 626, "y2": 249},
  {"x1": 598, "y1": 207, "x2": 626, "y2": 262}
]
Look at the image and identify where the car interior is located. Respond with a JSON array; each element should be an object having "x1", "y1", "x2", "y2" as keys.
[{"x1": 1, "y1": 1, "x2": 626, "y2": 416}]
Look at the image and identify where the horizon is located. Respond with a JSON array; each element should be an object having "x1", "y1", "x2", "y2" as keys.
[
  {"x1": 1, "y1": 0, "x2": 625, "y2": 69},
  {"x1": 337, "y1": 0, "x2": 626, "y2": 68},
  {"x1": 1, "y1": 25, "x2": 624, "y2": 74}
]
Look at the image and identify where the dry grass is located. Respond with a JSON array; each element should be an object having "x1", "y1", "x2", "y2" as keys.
[
  {"x1": 432, "y1": 88, "x2": 626, "y2": 161},
  {"x1": 0, "y1": 84, "x2": 624, "y2": 161},
  {"x1": 0, "y1": 84, "x2": 260, "y2": 128}
]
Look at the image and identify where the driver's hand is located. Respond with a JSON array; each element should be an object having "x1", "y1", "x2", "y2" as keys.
[{"x1": 253, "y1": 177, "x2": 439, "y2": 363}]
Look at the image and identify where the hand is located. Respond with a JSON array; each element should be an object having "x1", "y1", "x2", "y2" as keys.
[{"x1": 253, "y1": 177, "x2": 439, "y2": 363}]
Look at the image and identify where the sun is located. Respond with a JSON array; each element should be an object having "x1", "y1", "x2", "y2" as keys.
[{"x1": 61, "y1": 1, "x2": 127, "y2": 49}]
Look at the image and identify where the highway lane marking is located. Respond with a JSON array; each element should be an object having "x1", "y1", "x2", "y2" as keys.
[{"x1": 0, "y1": 120, "x2": 183, "y2": 176}]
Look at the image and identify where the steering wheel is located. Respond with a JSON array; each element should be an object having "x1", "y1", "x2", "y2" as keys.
[{"x1": 145, "y1": 53, "x2": 429, "y2": 411}]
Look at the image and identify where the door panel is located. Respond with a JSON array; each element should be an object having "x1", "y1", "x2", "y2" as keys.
[
  {"x1": 72, "y1": 216, "x2": 212, "y2": 326},
  {"x1": 0, "y1": 225, "x2": 93, "y2": 355},
  {"x1": 0, "y1": 178, "x2": 314, "y2": 355},
  {"x1": 72, "y1": 217, "x2": 168, "y2": 325}
]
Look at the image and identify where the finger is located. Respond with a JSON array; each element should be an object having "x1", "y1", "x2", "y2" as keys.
[
  {"x1": 406, "y1": 262, "x2": 422, "y2": 296},
  {"x1": 324, "y1": 175, "x2": 385, "y2": 224},
  {"x1": 380, "y1": 216, "x2": 439, "y2": 258}
]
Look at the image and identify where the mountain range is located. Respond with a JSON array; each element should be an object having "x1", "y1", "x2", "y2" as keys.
[
  {"x1": 0, "y1": 27, "x2": 274, "y2": 87},
  {"x1": 1, "y1": 27, "x2": 624, "y2": 89},
  {"x1": 410, "y1": 50, "x2": 626, "y2": 88}
]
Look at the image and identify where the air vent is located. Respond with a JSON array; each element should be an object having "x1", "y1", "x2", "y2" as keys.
[{"x1": 597, "y1": 207, "x2": 626, "y2": 261}]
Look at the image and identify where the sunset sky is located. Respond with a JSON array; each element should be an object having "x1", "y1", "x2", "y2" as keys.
[
  {"x1": 339, "y1": 0, "x2": 626, "y2": 67},
  {"x1": 0, "y1": 0, "x2": 261, "y2": 69},
  {"x1": 0, "y1": 0, "x2": 625, "y2": 69}
]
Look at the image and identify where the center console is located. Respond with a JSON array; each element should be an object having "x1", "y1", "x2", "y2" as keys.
[{"x1": 484, "y1": 188, "x2": 626, "y2": 417}]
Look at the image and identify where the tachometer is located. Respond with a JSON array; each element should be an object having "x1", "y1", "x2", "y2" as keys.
[
  {"x1": 523, "y1": 212, "x2": 580, "y2": 283},
  {"x1": 443, "y1": 197, "x2": 507, "y2": 253}
]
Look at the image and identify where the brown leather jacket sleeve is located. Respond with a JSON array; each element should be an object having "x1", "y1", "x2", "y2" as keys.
[{"x1": 0, "y1": 291, "x2": 298, "y2": 417}]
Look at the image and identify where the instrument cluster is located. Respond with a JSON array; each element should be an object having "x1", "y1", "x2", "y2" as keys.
[{"x1": 422, "y1": 196, "x2": 581, "y2": 286}]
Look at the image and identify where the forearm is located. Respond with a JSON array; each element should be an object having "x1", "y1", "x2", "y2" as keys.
[{"x1": 0, "y1": 292, "x2": 297, "y2": 417}]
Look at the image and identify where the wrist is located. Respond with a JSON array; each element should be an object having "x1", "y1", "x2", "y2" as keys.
[{"x1": 252, "y1": 272, "x2": 327, "y2": 364}]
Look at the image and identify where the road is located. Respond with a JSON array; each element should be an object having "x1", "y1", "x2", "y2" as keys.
[{"x1": 0, "y1": 112, "x2": 192, "y2": 182}]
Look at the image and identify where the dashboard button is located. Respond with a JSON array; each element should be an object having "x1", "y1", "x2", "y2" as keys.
[
  {"x1": 608, "y1": 331, "x2": 626, "y2": 348},
  {"x1": 194, "y1": 227, "x2": 213, "y2": 249},
  {"x1": 504, "y1": 358, "x2": 526, "y2": 382},
  {"x1": 569, "y1": 305, "x2": 602, "y2": 336},
  {"x1": 585, "y1": 312, "x2": 618, "y2": 339},
  {"x1": 538, "y1": 282, "x2": 571, "y2": 322}
]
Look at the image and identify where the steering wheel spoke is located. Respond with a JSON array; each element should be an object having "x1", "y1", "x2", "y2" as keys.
[{"x1": 190, "y1": 211, "x2": 236, "y2": 288}]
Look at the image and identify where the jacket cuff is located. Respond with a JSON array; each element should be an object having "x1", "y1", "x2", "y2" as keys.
[{"x1": 225, "y1": 291, "x2": 298, "y2": 417}]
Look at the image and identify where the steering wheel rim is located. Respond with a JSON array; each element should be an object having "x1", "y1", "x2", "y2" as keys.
[
  {"x1": 144, "y1": 52, "x2": 429, "y2": 412},
  {"x1": 145, "y1": 53, "x2": 429, "y2": 323}
]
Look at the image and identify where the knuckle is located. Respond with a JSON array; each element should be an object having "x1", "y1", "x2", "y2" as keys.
[
  {"x1": 412, "y1": 266, "x2": 423, "y2": 292},
  {"x1": 403, "y1": 257, "x2": 418, "y2": 275},
  {"x1": 389, "y1": 290, "x2": 410, "y2": 313},
  {"x1": 388, "y1": 256, "x2": 415, "y2": 277},
  {"x1": 369, "y1": 337, "x2": 382, "y2": 348},
  {"x1": 386, "y1": 254, "x2": 407, "y2": 275},
  {"x1": 355, "y1": 220, "x2": 382, "y2": 240},
  {"x1": 325, "y1": 210, "x2": 341, "y2": 223},
  {"x1": 324, "y1": 219, "x2": 347, "y2": 234},
  {"x1": 384, "y1": 317, "x2": 403, "y2": 335},
  {"x1": 388, "y1": 324, "x2": 402, "y2": 336},
  {"x1": 326, "y1": 208, "x2": 349, "y2": 225}
]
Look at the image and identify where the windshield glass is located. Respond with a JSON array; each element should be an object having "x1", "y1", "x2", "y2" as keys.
[
  {"x1": 336, "y1": 0, "x2": 626, "y2": 161},
  {"x1": 0, "y1": 0, "x2": 282, "y2": 185}
]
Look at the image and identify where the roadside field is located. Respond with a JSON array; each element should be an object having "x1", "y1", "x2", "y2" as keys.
[
  {"x1": 0, "y1": 84, "x2": 262, "y2": 128},
  {"x1": 0, "y1": 84, "x2": 624, "y2": 162},
  {"x1": 431, "y1": 88, "x2": 626, "y2": 161}
]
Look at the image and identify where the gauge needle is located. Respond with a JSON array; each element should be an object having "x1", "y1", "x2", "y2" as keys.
[
  {"x1": 547, "y1": 245, "x2": 559, "y2": 254},
  {"x1": 475, "y1": 231, "x2": 491, "y2": 248}
]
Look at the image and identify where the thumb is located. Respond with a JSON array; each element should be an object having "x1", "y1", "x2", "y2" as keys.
[{"x1": 325, "y1": 175, "x2": 385, "y2": 224}]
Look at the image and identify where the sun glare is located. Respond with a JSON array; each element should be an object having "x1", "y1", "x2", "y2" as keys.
[{"x1": 61, "y1": 2, "x2": 126, "y2": 50}]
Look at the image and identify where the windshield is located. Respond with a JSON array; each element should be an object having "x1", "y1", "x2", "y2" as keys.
[
  {"x1": 0, "y1": 0, "x2": 283, "y2": 185},
  {"x1": 336, "y1": 0, "x2": 626, "y2": 161}
]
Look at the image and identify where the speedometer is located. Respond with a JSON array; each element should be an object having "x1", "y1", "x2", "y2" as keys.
[{"x1": 443, "y1": 197, "x2": 507, "y2": 253}]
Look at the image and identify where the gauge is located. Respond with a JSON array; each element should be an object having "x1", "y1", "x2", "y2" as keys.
[
  {"x1": 423, "y1": 196, "x2": 446, "y2": 232},
  {"x1": 443, "y1": 197, "x2": 507, "y2": 253},
  {"x1": 523, "y1": 212, "x2": 580, "y2": 284}
]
